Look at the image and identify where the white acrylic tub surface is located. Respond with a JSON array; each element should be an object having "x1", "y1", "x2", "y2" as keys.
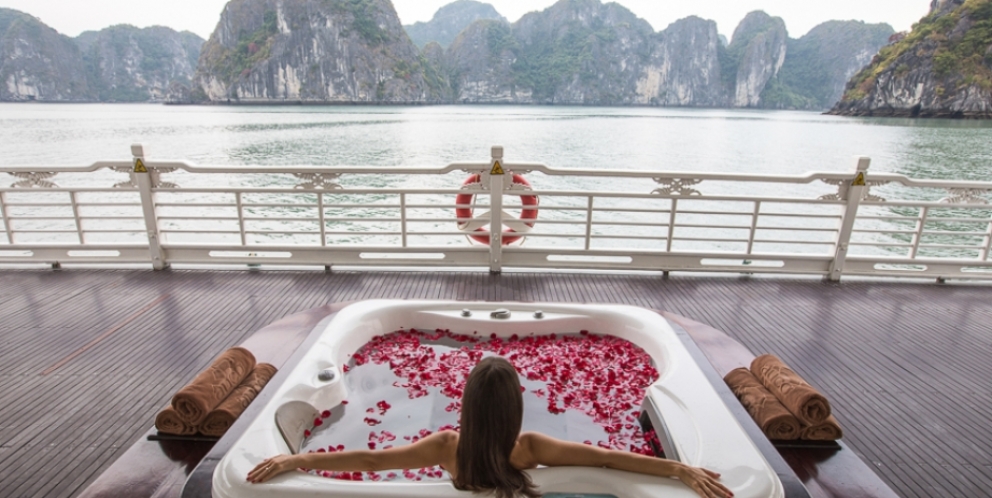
[{"x1": 213, "y1": 301, "x2": 783, "y2": 498}]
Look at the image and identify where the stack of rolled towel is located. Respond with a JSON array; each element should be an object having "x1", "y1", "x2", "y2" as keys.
[
  {"x1": 724, "y1": 354, "x2": 843, "y2": 442},
  {"x1": 155, "y1": 346, "x2": 277, "y2": 438}
]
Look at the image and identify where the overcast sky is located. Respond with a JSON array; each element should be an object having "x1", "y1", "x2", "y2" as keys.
[{"x1": 0, "y1": 0, "x2": 932, "y2": 40}]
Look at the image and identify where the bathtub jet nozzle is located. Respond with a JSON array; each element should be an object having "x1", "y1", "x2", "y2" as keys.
[{"x1": 491, "y1": 309, "x2": 511, "y2": 319}]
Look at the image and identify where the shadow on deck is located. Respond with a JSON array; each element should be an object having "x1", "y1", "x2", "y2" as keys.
[{"x1": 0, "y1": 269, "x2": 989, "y2": 497}]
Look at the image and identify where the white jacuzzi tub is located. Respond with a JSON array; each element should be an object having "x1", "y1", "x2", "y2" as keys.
[{"x1": 212, "y1": 301, "x2": 784, "y2": 498}]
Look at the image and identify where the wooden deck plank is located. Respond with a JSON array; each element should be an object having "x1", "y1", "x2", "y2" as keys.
[{"x1": 0, "y1": 269, "x2": 990, "y2": 497}]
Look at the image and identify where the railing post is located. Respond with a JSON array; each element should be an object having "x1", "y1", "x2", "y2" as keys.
[
  {"x1": 236, "y1": 192, "x2": 247, "y2": 246},
  {"x1": 585, "y1": 196, "x2": 594, "y2": 251},
  {"x1": 489, "y1": 146, "x2": 504, "y2": 274},
  {"x1": 400, "y1": 193, "x2": 408, "y2": 249},
  {"x1": 132, "y1": 144, "x2": 169, "y2": 270},
  {"x1": 828, "y1": 157, "x2": 871, "y2": 282},
  {"x1": 0, "y1": 192, "x2": 13, "y2": 244},
  {"x1": 909, "y1": 207, "x2": 929, "y2": 259},
  {"x1": 666, "y1": 199, "x2": 678, "y2": 252},
  {"x1": 69, "y1": 191, "x2": 85, "y2": 244},
  {"x1": 747, "y1": 201, "x2": 761, "y2": 255},
  {"x1": 982, "y1": 214, "x2": 992, "y2": 262}
]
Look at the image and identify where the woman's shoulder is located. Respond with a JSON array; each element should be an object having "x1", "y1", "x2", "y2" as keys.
[
  {"x1": 437, "y1": 429, "x2": 459, "y2": 444},
  {"x1": 433, "y1": 429, "x2": 459, "y2": 452},
  {"x1": 517, "y1": 431, "x2": 552, "y2": 447},
  {"x1": 511, "y1": 432, "x2": 546, "y2": 470}
]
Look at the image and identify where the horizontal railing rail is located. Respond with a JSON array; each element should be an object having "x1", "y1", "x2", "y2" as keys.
[{"x1": 1, "y1": 145, "x2": 991, "y2": 280}]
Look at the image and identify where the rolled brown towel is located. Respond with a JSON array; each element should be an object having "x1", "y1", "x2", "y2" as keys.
[
  {"x1": 725, "y1": 367, "x2": 802, "y2": 440},
  {"x1": 200, "y1": 363, "x2": 278, "y2": 437},
  {"x1": 155, "y1": 406, "x2": 198, "y2": 436},
  {"x1": 801, "y1": 415, "x2": 844, "y2": 441},
  {"x1": 172, "y1": 347, "x2": 256, "y2": 425},
  {"x1": 751, "y1": 354, "x2": 831, "y2": 425}
]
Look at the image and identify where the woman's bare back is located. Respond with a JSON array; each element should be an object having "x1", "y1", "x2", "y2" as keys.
[{"x1": 435, "y1": 431, "x2": 539, "y2": 480}]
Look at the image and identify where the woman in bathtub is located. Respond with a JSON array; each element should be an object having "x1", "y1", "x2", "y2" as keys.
[{"x1": 248, "y1": 356, "x2": 733, "y2": 498}]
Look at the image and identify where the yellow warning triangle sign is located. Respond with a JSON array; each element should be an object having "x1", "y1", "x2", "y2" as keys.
[
  {"x1": 490, "y1": 161, "x2": 505, "y2": 175},
  {"x1": 852, "y1": 172, "x2": 866, "y2": 186},
  {"x1": 133, "y1": 158, "x2": 148, "y2": 173}
]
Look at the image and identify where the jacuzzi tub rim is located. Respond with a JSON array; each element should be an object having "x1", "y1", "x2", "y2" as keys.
[{"x1": 193, "y1": 301, "x2": 807, "y2": 498}]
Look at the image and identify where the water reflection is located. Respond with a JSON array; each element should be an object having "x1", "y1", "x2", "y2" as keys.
[{"x1": 2, "y1": 104, "x2": 987, "y2": 176}]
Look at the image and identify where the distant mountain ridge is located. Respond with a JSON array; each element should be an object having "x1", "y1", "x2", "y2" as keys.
[
  {"x1": 0, "y1": 7, "x2": 204, "y2": 102},
  {"x1": 404, "y1": 0, "x2": 505, "y2": 49},
  {"x1": 2, "y1": 1, "x2": 897, "y2": 111},
  {"x1": 440, "y1": 0, "x2": 891, "y2": 108}
]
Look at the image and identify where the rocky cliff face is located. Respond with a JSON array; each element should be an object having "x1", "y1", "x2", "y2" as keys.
[
  {"x1": 722, "y1": 11, "x2": 788, "y2": 107},
  {"x1": 508, "y1": 0, "x2": 661, "y2": 104},
  {"x1": 830, "y1": 0, "x2": 992, "y2": 118},
  {"x1": 443, "y1": 2, "x2": 895, "y2": 108},
  {"x1": 194, "y1": 0, "x2": 436, "y2": 103},
  {"x1": 643, "y1": 16, "x2": 725, "y2": 106},
  {"x1": 762, "y1": 21, "x2": 893, "y2": 110},
  {"x1": 405, "y1": 0, "x2": 505, "y2": 49},
  {"x1": 446, "y1": 20, "x2": 522, "y2": 102},
  {"x1": 446, "y1": 0, "x2": 725, "y2": 106},
  {"x1": 76, "y1": 25, "x2": 203, "y2": 102},
  {"x1": 0, "y1": 8, "x2": 91, "y2": 101}
]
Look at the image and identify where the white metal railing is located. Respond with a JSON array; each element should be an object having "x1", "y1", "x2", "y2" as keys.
[{"x1": 1, "y1": 145, "x2": 991, "y2": 280}]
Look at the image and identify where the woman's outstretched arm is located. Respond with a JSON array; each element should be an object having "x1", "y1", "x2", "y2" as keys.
[
  {"x1": 520, "y1": 432, "x2": 733, "y2": 498},
  {"x1": 248, "y1": 431, "x2": 455, "y2": 483}
]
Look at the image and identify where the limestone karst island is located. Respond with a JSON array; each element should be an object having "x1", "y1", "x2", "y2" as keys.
[{"x1": 1, "y1": 0, "x2": 991, "y2": 117}]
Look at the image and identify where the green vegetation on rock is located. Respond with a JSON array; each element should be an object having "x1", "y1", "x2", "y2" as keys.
[
  {"x1": 511, "y1": 18, "x2": 626, "y2": 102},
  {"x1": 485, "y1": 21, "x2": 514, "y2": 55},
  {"x1": 845, "y1": 0, "x2": 992, "y2": 100},
  {"x1": 0, "y1": 8, "x2": 31, "y2": 37},
  {"x1": 758, "y1": 76, "x2": 816, "y2": 109},
  {"x1": 201, "y1": 10, "x2": 277, "y2": 85},
  {"x1": 719, "y1": 12, "x2": 783, "y2": 91},
  {"x1": 234, "y1": 11, "x2": 278, "y2": 76},
  {"x1": 332, "y1": 0, "x2": 391, "y2": 45},
  {"x1": 405, "y1": 0, "x2": 505, "y2": 49}
]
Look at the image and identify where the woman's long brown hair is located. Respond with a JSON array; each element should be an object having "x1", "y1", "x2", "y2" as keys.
[{"x1": 452, "y1": 356, "x2": 541, "y2": 498}]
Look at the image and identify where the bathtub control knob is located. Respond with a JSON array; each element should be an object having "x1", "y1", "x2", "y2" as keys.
[
  {"x1": 318, "y1": 369, "x2": 336, "y2": 382},
  {"x1": 461, "y1": 309, "x2": 472, "y2": 317},
  {"x1": 534, "y1": 310, "x2": 544, "y2": 319},
  {"x1": 491, "y1": 309, "x2": 511, "y2": 319}
]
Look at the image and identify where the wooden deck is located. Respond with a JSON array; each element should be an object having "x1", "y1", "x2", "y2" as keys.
[{"x1": 0, "y1": 269, "x2": 990, "y2": 498}]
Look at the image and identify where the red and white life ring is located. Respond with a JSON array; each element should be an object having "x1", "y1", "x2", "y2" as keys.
[{"x1": 456, "y1": 174, "x2": 539, "y2": 245}]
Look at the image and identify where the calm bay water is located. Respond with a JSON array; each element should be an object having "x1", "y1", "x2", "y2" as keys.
[{"x1": 2, "y1": 103, "x2": 992, "y2": 179}]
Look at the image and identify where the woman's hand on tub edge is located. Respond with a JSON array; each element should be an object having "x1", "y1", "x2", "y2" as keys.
[
  {"x1": 248, "y1": 454, "x2": 298, "y2": 483},
  {"x1": 676, "y1": 465, "x2": 734, "y2": 498}
]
